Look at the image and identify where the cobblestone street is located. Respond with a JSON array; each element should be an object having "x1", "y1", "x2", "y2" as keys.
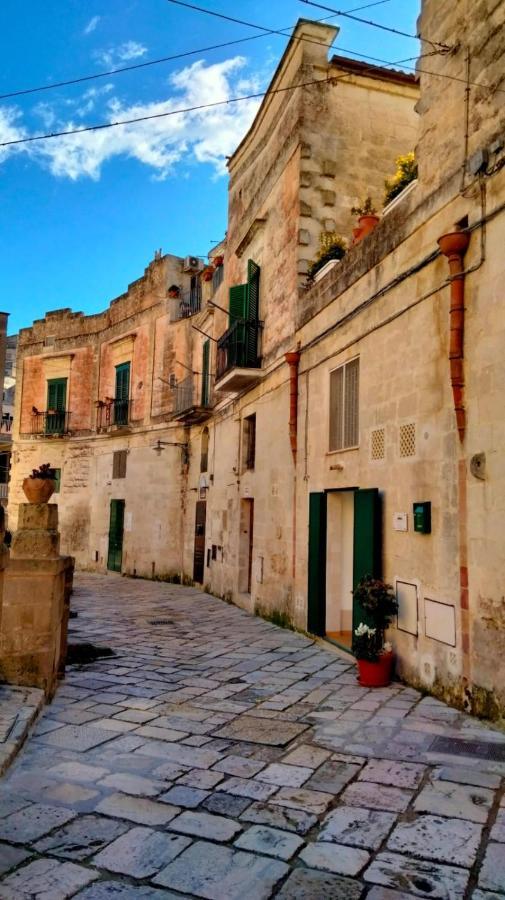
[{"x1": 0, "y1": 573, "x2": 504, "y2": 899}]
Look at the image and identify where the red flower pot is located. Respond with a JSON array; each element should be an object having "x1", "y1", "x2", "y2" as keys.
[
  {"x1": 358, "y1": 214, "x2": 380, "y2": 239},
  {"x1": 22, "y1": 477, "x2": 56, "y2": 504},
  {"x1": 357, "y1": 651, "x2": 394, "y2": 687}
]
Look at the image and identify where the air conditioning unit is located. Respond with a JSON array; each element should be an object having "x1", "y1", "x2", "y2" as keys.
[{"x1": 183, "y1": 255, "x2": 203, "y2": 272}]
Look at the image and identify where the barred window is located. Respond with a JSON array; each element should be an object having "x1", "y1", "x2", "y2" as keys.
[{"x1": 329, "y1": 358, "x2": 359, "y2": 451}]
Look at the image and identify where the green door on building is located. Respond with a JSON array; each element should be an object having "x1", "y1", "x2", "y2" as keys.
[
  {"x1": 107, "y1": 499, "x2": 125, "y2": 572},
  {"x1": 307, "y1": 488, "x2": 382, "y2": 648},
  {"x1": 46, "y1": 378, "x2": 67, "y2": 434},
  {"x1": 115, "y1": 362, "x2": 130, "y2": 426},
  {"x1": 201, "y1": 340, "x2": 210, "y2": 407}
]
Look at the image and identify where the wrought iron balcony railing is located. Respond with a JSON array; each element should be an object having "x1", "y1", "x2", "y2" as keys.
[
  {"x1": 173, "y1": 374, "x2": 213, "y2": 423},
  {"x1": 216, "y1": 320, "x2": 261, "y2": 381},
  {"x1": 31, "y1": 410, "x2": 71, "y2": 436},
  {"x1": 96, "y1": 398, "x2": 133, "y2": 430},
  {"x1": 170, "y1": 284, "x2": 202, "y2": 321}
]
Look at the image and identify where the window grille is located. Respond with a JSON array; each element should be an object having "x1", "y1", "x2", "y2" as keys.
[
  {"x1": 112, "y1": 450, "x2": 127, "y2": 479},
  {"x1": 370, "y1": 428, "x2": 385, "y2": 460},
  {"x1": 329, "y1": 358, "x2": 359, "y2": 451},
  {"x1": 399, "y1": 423, "x2": 416, "y2": 457}
]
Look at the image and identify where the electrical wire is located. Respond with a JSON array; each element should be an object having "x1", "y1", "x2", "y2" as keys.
[
  {"x1": 0, "y1": 0, "x2": 391, "y2": 101},
  {"x1": 298, "y1": 0, "x2": 452, "y2": 50}
]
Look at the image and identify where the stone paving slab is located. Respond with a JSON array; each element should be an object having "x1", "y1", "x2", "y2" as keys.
[
  {"x1": 0, "y1": 684, "x2": 45, "y2": 776},
  {"x1": 0, "y1": 572, "x2": 504, "y2": 899}
]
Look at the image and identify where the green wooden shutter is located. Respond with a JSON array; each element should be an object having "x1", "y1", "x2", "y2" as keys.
[
  {"x1": 307, "y1": 492, "x2": 327, "y2": 636},
  {"x1": 246, "y1": 259, "x2": 260, "y2": 322},
  {"x1": 107, "y1": 499, "x2": 125, "y2": 572},
  {"x1": 352, "y1": 488, "x2": 382, "y2": 635},
  {"x1": 229, "y1": 284, "x2": 247, "y2": 326},
  {"x1": 47, "y1": 378, "x2": 67, "y2": 411},
  {"x1": 201, "y1": 339, "x2": 210, "y2": 406},
  {"x1": 115, "y1": 363, "x2": 130, "y2": 401}
]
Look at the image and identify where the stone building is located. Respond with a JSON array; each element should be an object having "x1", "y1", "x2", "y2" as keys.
[{"x1": 10, "y1": 5, "x2": 505, "y2": 717}]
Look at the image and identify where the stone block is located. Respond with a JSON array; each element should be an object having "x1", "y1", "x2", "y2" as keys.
[
  {"x1": 324, "y1": 218, "x2": 336, "y2": 231},
  {"x1": 300, "y1": 171, "x2": 313, "y2": 188},
  {"x1": 17, "y1": 503, "x2": 59, "y2": 531},
  {"x1": 11, "y1": 529, "x2": 60, "y2": 559},
  {"x1": 298, "y1": 229, "x2": 311, "y2": 246},
  {"x1": 300, "y1": 201, "x2": 312, "y2": 216},
  {"x1": 300, "y1": 143, "x2": 312, "y2": 159},
  {"x1": 322, "y1": 159, "x2": 337, "y2": 177},
  {"x1": 321, "y1": 189, "x2": 336, "y2": 205}
]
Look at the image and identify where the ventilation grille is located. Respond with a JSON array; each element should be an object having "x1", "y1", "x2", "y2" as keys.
[
  {"x1": 399, "y1": 423, "x2": 416, "y2": 457},
  {"x1": 370, "y1": 428, "x2": 385, "y2": 460}
]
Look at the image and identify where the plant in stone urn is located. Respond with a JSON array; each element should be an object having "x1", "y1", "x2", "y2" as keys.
[
  {"x1": 22, "y1": 463, "x2": 57, "y2": 504},
  {"x1": 168, "y1": 284, "x2": 180, "y2": 299},
  {"x1": 353, "y1": 575, "x2": 398, "y2": 687}
]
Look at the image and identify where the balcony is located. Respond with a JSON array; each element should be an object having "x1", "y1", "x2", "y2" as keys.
[
  {"x1": 97, "y1": 399, "x2": 133, "y2": 433},
  {"x1": 215, "y1": 320, "x2": 262, "y2": 392},
  {"x1": 31, "y1": 410, "x2": 72, "y2": 437},
  {"x1": 172, "y1": 374, "x2": 213, "y2": 424},
  {"x1": 170, "y1": 284, "x2": 202, "y2": 322}
]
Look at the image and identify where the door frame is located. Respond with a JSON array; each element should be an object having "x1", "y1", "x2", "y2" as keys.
[
  {"x1": 193, "y1": 500, "x2": 207, "y2": 583},
  {"x1": 107, "y1": 498, "x2": 125, "y2": 572},
  {"x1": 307, "y1": 487, "x2": 381, "y2": 653}
]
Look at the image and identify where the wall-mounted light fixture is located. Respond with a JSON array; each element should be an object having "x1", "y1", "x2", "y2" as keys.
[{"x1": 153, "y1": 439, "x2": 189, "y2": 465}]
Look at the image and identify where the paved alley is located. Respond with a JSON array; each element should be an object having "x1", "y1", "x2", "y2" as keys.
[{"x1": 0, "y1": 573, "x2": 504, "y2": 899}]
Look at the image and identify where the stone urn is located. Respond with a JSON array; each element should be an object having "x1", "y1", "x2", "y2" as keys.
[
  {"x1": 357, "y1": 214, "x2": 380, "y2": 240},
  {"x1": 22, "y1": 477, "x2": 56, "y2": 504}
]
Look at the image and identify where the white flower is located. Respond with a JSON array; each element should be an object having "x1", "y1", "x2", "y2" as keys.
[
  {"x1": 354, "y1": 623, "x2": 376, "y2": 637},
  {"x1": 383, "y1": 641, "x2": 393, "y2": 653}
]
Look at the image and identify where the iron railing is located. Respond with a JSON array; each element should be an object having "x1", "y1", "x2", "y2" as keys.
[
  {"x1": 170, "y1": 283, "x2": 202, "y2": 321},
  {"x1": 31, "y1": 411, "x2": 71, "y2": 436},
  {"x1": 216, "y1": 320, "x2": 261, "y2": 380},
  {"x1": 97, "y1": 399, "x2": 133, "y2": 430},
  {"x1": 173, "y1": 374, "x2": 213, "y2": 416}
]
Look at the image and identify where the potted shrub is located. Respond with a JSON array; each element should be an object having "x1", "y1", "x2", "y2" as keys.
[
  {"x1": 203, "y1": 266, "x2": 214, "y2": 282},
  {"x1": 213, "y1": 255, "x2": 224, "y2": 267},
  {"x1": 22, "y1": 463, "x2": 57, "y2": 504},
  {"x1": 353, "y1": 575, "x2": 398, "y2": 687},
  {"x1": 351, "y1": 196, "x2": 380, "y2": 243},
  {"x1": 384, "y1": 152, "x2": 418, "y2": 207},
  {"x1": 307, "y1": 232, "x2": 346, "y2": 284},
  {"x1": 168, "y1": 284, "x2": 180, "y2": 299}
]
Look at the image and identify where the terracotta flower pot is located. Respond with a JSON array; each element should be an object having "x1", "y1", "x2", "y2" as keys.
[
  {"x1": 168, "y1": 290, "x2": 179, "y2": 299},
  {"x1": 358, "y1": 214, "x2": 380, "y2": 239},
  {"x1": 214, "y1": 255, "x2": 224, "y2": 267},
  {"x1": 357, "y1": 651, "x2": 394, "y2": 687},
  {"x1": 351, "y1": 226, "x2": 363, "y2": 245},
  {"x1": 22, "y1": 477, "x2": 56, "y2": 504}
]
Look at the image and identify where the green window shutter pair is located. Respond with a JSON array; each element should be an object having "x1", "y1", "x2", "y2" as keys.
[
  {"x1": 115, "y1": 363, "x2": 130, "y2": 401},
  {"x1": 47, "y1": 378, "x2": 67, "y2": 411},
  {"x1": 228, "y1": 260, "x2": 261, "y2": 325}
]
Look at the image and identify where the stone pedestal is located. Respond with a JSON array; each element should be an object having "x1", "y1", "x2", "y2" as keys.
[{"x1": 0, "y1": 503, "x2": 73, "y2": 697}]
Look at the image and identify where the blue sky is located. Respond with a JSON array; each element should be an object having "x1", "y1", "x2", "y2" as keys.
[{"x1": 1, "y1": 0, "x2": 419, "y2": 334}]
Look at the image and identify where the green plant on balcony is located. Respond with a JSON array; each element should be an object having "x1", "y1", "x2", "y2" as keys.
[
  {"x1": 351, "y1": 196, "x2": 377, "y2": 217},
  {"x1": 384, "y1": 152, "x2": 418, "y2": 206},
  {"x1": 307, "y1": 231, "x2": 347, "y2": 283}
]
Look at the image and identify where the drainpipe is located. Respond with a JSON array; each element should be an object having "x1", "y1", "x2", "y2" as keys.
[
  {"x1": 285, "y1": 350, "x2": 301, "y2": 462},
  {"x1": 437, "y1": 230, "x2": 471, "y2": 442},
  {"x1": 437, "y1": 228, "x2": 472, "y2": 696}
]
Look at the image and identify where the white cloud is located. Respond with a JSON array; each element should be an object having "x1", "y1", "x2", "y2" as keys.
[
  {"x1": 0, "y1": 108, "x2": 28, "y2": 162},
  {"x1": 0, "y1": 57, "x2": 262, "y2": 181},
  {"x1": 95, "y1": 41, "x2": 148, "y2": 69},
  {"x1": 83, "y1": 16, "x2": 100, "y2": 36}
]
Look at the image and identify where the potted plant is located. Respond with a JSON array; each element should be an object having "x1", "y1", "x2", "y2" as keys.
[
  {"x1": 384, "y1": 152, "x2": 418, "y2": 207},
  {"x1": 351, "y1": 196, "x2": 380, "y2": 243},
  {"x1": 203, "y1": 266, "x2": 214, "y2": 282},
  {"x1": 168, "y1": 284, "x2": 180, "y2": 299},
  {"x1": 353, "y1": 575, "x2": 398, "y2": 687},
  {"x1": 307, "y1": 232, "x2": 347, "y2": 284},
  {"x1": 213, "y1": 255, "x2": 224, "y2": 267},
  {"x1": 22, "y1": 463, "x2": 57, "y2": 504}
]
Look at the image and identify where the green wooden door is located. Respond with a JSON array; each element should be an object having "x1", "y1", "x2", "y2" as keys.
[
  {"x1": 352, "y1": 488, "x2": 382, "y2": 635},
  {"x1": 201, "y1": 340, "x2": 210, "y2": 406},
  {"x1": 307, "y1": 492, "x2": 327, "y2": 636},
  {"x1": 115, "y1": 362, "x2": 130, "y2": 425},
  {"x1": 107, "y1": 499, "x2": 125, "y2": 572},
  {"x1": 46, "y1": 378, "x2": 67, "y2": 433}
]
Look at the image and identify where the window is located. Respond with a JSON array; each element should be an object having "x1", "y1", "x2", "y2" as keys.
[
  {"x1": 46, "y1": 378, "x2": 67, "y2": 434},
  {"x1": 112, "y1": 450, "x2": 127, "y2": 479},
  {"x1": 201, "y1": 340, "x2": 210, "y2": 407},
  {"x1": 115, "y1": 362, "x2": 130, "y2": 426},
  {"x1": 53, "y1": 468, "x2": 62, "y2": 493},
  {"x1": 200, "y1": 427, "x2": 209, "y2": 473},
  {"x1": 329, "y1": 358, "x2": 359, "y2": 451},
  {"x1": 242, "y1": 414, "x2": 256, "y2": 471}
]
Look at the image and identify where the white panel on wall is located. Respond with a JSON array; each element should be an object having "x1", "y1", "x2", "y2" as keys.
[
  {"x1": 396, "y1": 580, "x2": 418, "y2": 635},
  {"x1": 425, "y1": 598, "x2": 456, "y2": 646}
]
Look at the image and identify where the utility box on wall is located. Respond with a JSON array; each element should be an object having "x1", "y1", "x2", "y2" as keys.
[{"x1": 413, "y1": 501, "x2": 431, "y2": 534}]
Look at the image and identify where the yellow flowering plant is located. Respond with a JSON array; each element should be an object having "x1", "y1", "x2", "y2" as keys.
[{"x1": 384, "y1": 152, "x2": 418, "y2": 206}]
